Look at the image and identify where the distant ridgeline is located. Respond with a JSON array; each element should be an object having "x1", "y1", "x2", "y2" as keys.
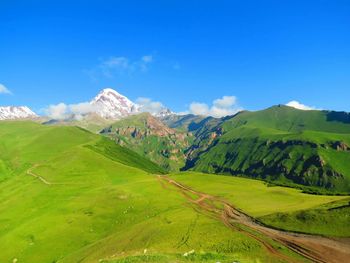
[{"x1": 97, "y1": 105, "x2": 350, "y2": 193}]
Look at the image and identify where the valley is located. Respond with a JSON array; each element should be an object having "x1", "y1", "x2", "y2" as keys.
[
  {"x1": 160, "y1": 175, "x2": 350, "y2": 263},
  {"x1": 3, "y1": 1, "x2": 350, "y2": 262},
  {"x1": 0, "y1": 90, "x2": 350, "y2": 262},
  {"x1": 0, "y1": 120, "x2": 349, "y2": 262}
]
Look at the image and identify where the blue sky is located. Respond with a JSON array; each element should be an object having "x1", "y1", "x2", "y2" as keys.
[{"x1": 1, "y1": 0, "x2": 350, "y2": 114}]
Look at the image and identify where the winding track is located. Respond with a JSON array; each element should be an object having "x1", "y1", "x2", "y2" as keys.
[
  {"x1": 26, "y1": 164, "x2": 84, "y2": 186},
  {"x1": 159, "y1": 176, "x2": 350, "y2": 263},
  {"x1": 26, "y1": 164, "x2": 350, "y2": 262},
  {"x1": 27, "y1": 164, "x2": 53, "y2": 185}
]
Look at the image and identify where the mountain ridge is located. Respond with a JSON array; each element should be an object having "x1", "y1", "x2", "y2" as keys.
[
  {"x1": 181, "y1": 105, "x2": 350, "y2": 193},
  {"x1": 0, "y1": 106, "x2": 38, "y2": 120}
]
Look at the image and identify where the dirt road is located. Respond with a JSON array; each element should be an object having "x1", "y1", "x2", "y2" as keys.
[
  {"x1": 159, "y1": 176, "x2": 350, "y2": 263},
  {"x1": 27, "y1": 164, "x2": 53, "y2": 185},
  {"x1": 26, "y1": 164, "x2": 83, "y2": 186}
]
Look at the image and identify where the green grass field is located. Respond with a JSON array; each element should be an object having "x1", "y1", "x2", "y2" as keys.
[
  {"x1": 171, "y1": 172, "x2": 347, "y2": 217},
  {"x1": 0, "y1": 121, "x2": 348, "y2": 262},
  {"x1": 171, "y1": 172, "x2": 349, "y2": 236},
  {"x1": 0, "y1": 121, "x2": 301, "y2": 263},
  {"x1": 259, "y1": 199, "x2": 350, "y2": 237}
]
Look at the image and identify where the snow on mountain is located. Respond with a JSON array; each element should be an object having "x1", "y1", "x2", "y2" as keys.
[
  {"x1": 154, "y1": 108, "x2": 174, "y2": 118},
  {"x1": 90, "y1": 88, "x2": 139, "y2": 119},
  {"x1": 90, "y1": 88, "x2": 173, "y2": 120},
  {"x1": 0, "y1": 88, "x2": 173, "y2": 122},
  {"x1": 0, "y1": 106, "x2": 38, "y2": 120}
]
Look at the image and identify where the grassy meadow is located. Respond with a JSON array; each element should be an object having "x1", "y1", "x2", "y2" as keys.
[
  {"x1": 0, "y1": 121, "x2": 298, "y2": 263},
  {"x1": 171, "y1": 172, "x2": 350, "y2": 237},
  {"x1": 0, "y1": 121, "x2": 349, "y2": 262}
]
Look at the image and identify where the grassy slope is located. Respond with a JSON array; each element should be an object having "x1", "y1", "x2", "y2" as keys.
[
  {"x1": 259, "y1": 199, "x2": 350, "y2": 237},
  {"x1": 0, "y1": 121, "x2": 289, "y2": 263},
  {"x1": 171, "y1": 172, "x2": 349, "y2": 237},
  {"x1": 188, "y1": 106, "x2": 350, "y2": 193}
]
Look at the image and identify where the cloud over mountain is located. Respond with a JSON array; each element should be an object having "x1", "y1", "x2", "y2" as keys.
[
  {"x1": 45, "y1": 102, "x2": 99, "y2": 120},
  {"x1": 188, "y1": 95, "x2": 241, "y2": 118},
  {"x1": 136, "y1": 97, "x2": 167, "y2": 115},
  {"x1": 286, "y1": 100, "x2": 318, "y2": 111}
]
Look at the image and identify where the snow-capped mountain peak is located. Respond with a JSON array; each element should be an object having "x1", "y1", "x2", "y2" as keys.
[
  {"x1": 0, "y1": 106, "x2": 38, "y2": 120},
  {"x1": 154, "y1": 108, "x2": 174, "y2": 118},
  {"x1": 90, "y1": 88, "x2": 139, "y2": 119},
  {"x1": 92, "y1": 88, "x2": 128, "y2": 103}
]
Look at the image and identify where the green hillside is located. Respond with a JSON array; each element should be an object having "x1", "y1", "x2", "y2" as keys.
[
  {"x1": 160, "y1": 114, "x2": 219, "y2": 133},
  {"x1": 101, "y1": 113, "x2": 192, "y2": 171},
  {"x1": 172, "y1": 172, "x2": 349, "y2": 237},
  {"x1": 0, "y1": 121, "x2": 281, "y2": 263},
  {"x1": 0, "y1": 121, "x2": 349, "y2": 262},
  {"x1": 185, "y1": 106, "x2": 350, "y2": 193}
]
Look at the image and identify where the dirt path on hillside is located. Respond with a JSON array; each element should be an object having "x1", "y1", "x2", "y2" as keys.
[
  {"x1": 27, "y1": 164, "x2": 53, "y2": 185},
  {"x1": 159, "y1": 176, "x2": 350, "y2": 263},
  {"x1": 26, "y1": 164, "x2": 83, "y2": 186}
]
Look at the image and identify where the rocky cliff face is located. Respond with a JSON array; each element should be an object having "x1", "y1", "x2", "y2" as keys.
[{"x1": 101, "y1": 113, "x2": 192, "y2": 171}]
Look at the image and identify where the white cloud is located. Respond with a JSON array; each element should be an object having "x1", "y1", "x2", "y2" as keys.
[
  {"x1": 213, "y1": 96, "x2": 237, "y2": 108},
  {"x1": 69, "y1": 102, "x2": 98, "y2": 116},
  {"x1": 136, "y1": 97, "x2": 165, "y2": 115},
  {"x1": 141, "y1": 55, "x2": 153, "y2": 63},
  {"x1": 189, "y1": 103, "x2": 209, "y2": 116},
  {"x1": 87, "y1": 54, "x2": 154, "y2": 79},
  {"x1": 177, "y1": 111, "x2": 189, "y2": 115},
  {"x1": 286, "y1": 100, "x2": 318, "y2": 111},
  {"x1": 0, "y1": 84, "x2": 11, "y2": 94},
  {"x1": 45, "y1": 102, "x2": 99, "y2": 120},
  {"x1": 188, "y1": 95, "x2": 241, "y2": 118},
  {"x1": 45, "y1": 103, "x2": 69, "y2": 120},
  {"x1": 139, "y1": 55, "x2": 153, "y2": 72}
]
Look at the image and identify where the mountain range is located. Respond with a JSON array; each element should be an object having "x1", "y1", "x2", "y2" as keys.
[
  {"x1": 0, "y1": 106, "x2": 38, "y2": 120},
  {"x1": 0, "y1": 88, "x2": 172, "y2": 121},
  {"x1": 1, "y1": 88, "x2": 350, "y2": 193},
  {"x1": 0, "y1": 88, "x2": 349, "y2": 262},
  {"x1": 82, "y1": 88, "x2": 173, "y2": 120}
]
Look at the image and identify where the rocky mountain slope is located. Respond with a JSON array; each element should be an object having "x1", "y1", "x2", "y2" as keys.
[
  {"x1": 101, "y1": 112, "x2": 192, "y2": 170},
  {"x1": 0, "y1": 106, "x2": 37, "y2": 120}
]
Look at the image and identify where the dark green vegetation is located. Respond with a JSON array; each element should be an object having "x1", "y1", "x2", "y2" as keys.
[
  {"x1": 101, "y1": 113, "x2": 192, "y2": 171},
  {"x1": 111, "y1": 106, "x2": 350, "y2": 193},
  {"x1": 86, "y1": 136, "x2": 165, "y2": 174},
  {"x1": 179, "y1": 106, "x2": 350, "y2": 193}
]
